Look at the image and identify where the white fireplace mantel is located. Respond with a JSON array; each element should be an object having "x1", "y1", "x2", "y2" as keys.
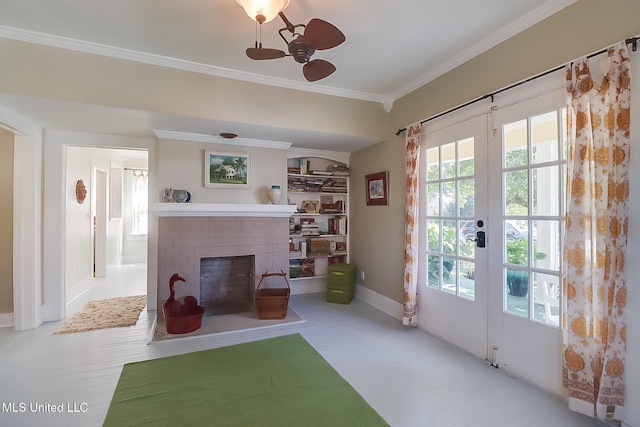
[{"x1": 150, "y1": 203, "x2": 297, "y2": 217}]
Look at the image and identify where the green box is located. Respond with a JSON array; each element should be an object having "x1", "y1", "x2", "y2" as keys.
[
  {"x1": 327, "y1": 263, "x2": 356, "y2": 287},
  {"x1": 327, "y1": 263, "x2": 356, "y2": 304},
  {"x1": 327, "y1": 282, "x2": 355, "y2": 304}
]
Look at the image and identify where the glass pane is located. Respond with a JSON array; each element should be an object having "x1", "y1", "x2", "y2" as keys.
[
  {"x1": 442, "y1": 257, "x2": 456, "y2": 294},
  {"x1": 442, "y1": 220, "x2": 457, "y2": 255},
  {"x1": 531, "y1": 111, "x2": 559, "y2": 163},
  {"x1": 426, "y1": 147, "x2": 440, "y2": 181},
  {"x1": 427, "y1": 220, "x2": 440, "y2": 252},
  {"x1": 506, "y1": 229, "x2": 529, "y2": 266},
  {"x1": 441, "y1": 182, "x2": 456, "y2": 217},
  {"x1": 504, "y1": 119, "x2": 528, "y2": 168},
  {"x1": 505, "y1": 170, "x2": 528, "y2": 215},
  {"x1": 533, "y1": 273, "x2": 560, "y2": 326},
  {"x1": 459, "y1": 260, "x2": 475, "y2": 300},
  {"x1": 459, "y1": 220, "x2": 475, "y2": 258},
  {"x1": 533, "y1": 220, "x2": 560, "y2": 271},
  {"x1": 458, "y1": 179, "x2": 475, "y2": 217},
  {"x1": 458, "y1": 138, "x2": 474, "y2": 177},
  {"x1": 505, "y1": 268, "x2": 529, "y2": 317},
  {"x1": 426, "y1": 183, "x2": 440, "y2": 216},
  {"x1": 441, "y1": 143, "x2": 456, "y2": 179},
  {"x1": 532, "y1": 166, "x2": 559, "y2": 216},
  {"x1": 427, "y1": 255, "x2": 440, "y2": 289}
]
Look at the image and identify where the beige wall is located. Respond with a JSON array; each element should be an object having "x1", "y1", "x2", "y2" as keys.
[
  {"x1": 390, "y1": 0, "x2": 640, "y2": 131},
  {"x1": 0, "y1": 127, "x2": 14, "y2": 313},
  {"x1": 0, "y1": 39, "x2": 389, "y2": 149},
  {"x1": 350, "y1": 0, "x2": 640, "y2": 303},
  {"x1": 158, "y1": 139, "x2": 287, "y2": 204}
]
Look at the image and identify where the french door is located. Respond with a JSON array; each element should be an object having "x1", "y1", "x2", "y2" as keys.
[
  {"x1": 417, "y1": 87, "x2": 566, "y2": 394},
  {"x1": 487, "y1": 89, "x2": 566, "y2": 394},
  {"x1": 417, "y1": 114, "x2": 489, "y2": 359}
]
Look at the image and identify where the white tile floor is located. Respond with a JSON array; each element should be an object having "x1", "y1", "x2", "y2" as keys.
[{"x1": 0, "y1": 264, "x2": 606, "y2": 426}]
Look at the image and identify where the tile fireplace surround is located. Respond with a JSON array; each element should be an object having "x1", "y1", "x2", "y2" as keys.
[{"x1": 152, "y1": 203, "x2": 296, "y2": 319}]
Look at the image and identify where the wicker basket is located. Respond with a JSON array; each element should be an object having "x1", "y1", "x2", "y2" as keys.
[{"x1": 255, "y1": 270, "x2": 291, "y2": 319}]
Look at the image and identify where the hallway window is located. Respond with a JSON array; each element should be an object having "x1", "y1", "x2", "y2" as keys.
[{"x1": 131, "y1": 169, "x2": 148, "y2": 235}]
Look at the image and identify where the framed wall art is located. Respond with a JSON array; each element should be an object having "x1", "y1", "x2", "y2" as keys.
[
  {"x1": 204, "y1": 150, "x2": 251, "y2": 188},
  {"x1": 365, "y1": 171, "x2": 388, "y2": 205}
]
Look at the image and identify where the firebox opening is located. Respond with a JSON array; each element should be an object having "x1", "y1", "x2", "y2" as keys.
[{"x1": 200, "y1": 255, "x2": 255, "y2": 316}]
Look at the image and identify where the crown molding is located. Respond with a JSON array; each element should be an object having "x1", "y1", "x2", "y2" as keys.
[
  {"x1": 0, "y1": 25, "x2": 387, "y2": 105},
  {"x1": 152, "y1": 130, "x2": 292, "y2": 150},
  {"x1": 390, "y1": 0, "x2": 577, "y2": 101}
]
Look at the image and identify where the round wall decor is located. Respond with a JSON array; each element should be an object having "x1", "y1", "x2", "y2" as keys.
[{"x1": 76, "y1": 179, "x2": 87, "y2": 204}]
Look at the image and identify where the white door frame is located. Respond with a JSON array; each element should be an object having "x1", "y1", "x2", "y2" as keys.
[
  {"x1": 0, "y1": 105, "x2": 43, "y2": 330},
  {"x1": 43, "y1": 130, "x2": 158, "y2": 320},
  {"x1": 93, "y1": 167, "x2": 108, "y2": 278}
]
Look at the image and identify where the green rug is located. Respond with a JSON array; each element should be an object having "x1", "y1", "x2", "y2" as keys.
[{"x1": 104, "y1": 334, "x2": 388, "y2": 426}]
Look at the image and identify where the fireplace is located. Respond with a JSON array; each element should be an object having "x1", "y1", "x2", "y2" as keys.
[
  {"x1": 153, "y1": 203, "x2": 296, "y2": 320},
  {"x1": 200, "y1": 255, "x2": 255, "y2": 316}
]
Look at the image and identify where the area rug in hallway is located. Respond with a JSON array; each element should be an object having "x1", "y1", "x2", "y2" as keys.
[
  {"x1": 54, "y1": 295, "x2": 147, "y2": 335},
  {"x1": 104, "y1": 334, "x2": 388, "y2": 426},
  {"x1": 152, "y1": 307, "x2": 305, "y2": 342}
]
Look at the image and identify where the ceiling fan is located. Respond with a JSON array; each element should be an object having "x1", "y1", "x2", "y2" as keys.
[{"x1": 245, "y1": 11, "x2": 346, "y2": 82}]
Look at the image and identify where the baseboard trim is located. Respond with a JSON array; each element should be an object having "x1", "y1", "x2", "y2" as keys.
[
  {"x1": 0, "y1": 312, "x2": 14, "y2": 328},
  {"x1": 355, "y1": 284, "x2": 403, "y2": 321}
]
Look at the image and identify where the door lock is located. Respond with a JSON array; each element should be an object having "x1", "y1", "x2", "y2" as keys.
[{"x1": 475, "y1": 231, "x2": 486, "y2": 248}]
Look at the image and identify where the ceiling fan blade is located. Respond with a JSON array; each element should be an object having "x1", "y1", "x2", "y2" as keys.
[
  {"x1": 303, "y1": 18, "x2": 345, "y2": 50},
  {"x1": 246, "y1": 47, "x2": 286, "y2": 60},
  {"x1": 303, "y1": 59, "x2": 336, "y2": 82}
]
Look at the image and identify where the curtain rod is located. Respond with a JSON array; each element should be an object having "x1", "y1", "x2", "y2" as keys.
[
  {"x1": 124, "y1": 167, "x2": 148, "y2": 171},
  {"x1": 395, "y1": 36, "x2": 639, "y2": 137}
]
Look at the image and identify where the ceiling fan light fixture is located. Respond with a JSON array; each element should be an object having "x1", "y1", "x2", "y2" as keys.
[{"x1": 235, "y1": 0, "x2": 290, "y2": 24}]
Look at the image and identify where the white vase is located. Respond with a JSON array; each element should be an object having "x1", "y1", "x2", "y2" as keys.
[{"x1": 269, "y1": 185, "x2": 282, "y2": 204}]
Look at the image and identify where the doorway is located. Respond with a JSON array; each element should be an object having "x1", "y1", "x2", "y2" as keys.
[
  {"x1": 65, "y1": 147, "x2": 148, "y2": 313},
  {"x1": 487, "y1": 89, "x2": 566, "y2": 394},
  {"x1": 417, "y1": 114, "x2": 489, "y2": 359},
  {"x1": 417, "y1": 84, "x2": 566, "y2": 395}
]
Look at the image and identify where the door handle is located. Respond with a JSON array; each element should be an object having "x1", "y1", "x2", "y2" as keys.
[{"x1": 475, "y1": 231, "x2": 486, "y2": 248}]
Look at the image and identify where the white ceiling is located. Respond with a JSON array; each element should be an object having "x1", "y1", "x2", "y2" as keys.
[{"x1": 0, "y1": 0, "x2": 575, "y2": 151}]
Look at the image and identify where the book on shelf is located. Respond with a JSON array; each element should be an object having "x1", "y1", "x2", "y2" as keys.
[
  {"x1": 301, "y1": 221, "x2": 319, "y2": 236},
  {"x1": 298, "y1": 158, "x2": 311, "y2": 175},
  {"x1": 290, "y1": 159, "x2": 349, "y2": 177},
  {"x1": 327, "y1": 164, "x2": 350, "y2": 176},
  {"x1": 310, "y1": 170, "x2": 333, "y2": 176},
  {"x1": 328, "y1": 215, "x2": 348, "y2": 235}
]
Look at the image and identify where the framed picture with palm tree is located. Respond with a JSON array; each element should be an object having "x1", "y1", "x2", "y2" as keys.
[{"x1": 204, "y1": 150, "x2": 251, "y2": 188}]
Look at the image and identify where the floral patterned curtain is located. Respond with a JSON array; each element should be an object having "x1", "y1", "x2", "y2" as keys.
[
  {"x1": 403, "y1": 123, "x2": 422, "y2": 326},
  {"x1": 563, "y1": 41, "x2": 630, "y2": 423}
]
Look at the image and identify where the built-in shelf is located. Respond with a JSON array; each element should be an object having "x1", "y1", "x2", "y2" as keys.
[{"x1": 150, "y1": 203, "x2": 297, "y2": 217}]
